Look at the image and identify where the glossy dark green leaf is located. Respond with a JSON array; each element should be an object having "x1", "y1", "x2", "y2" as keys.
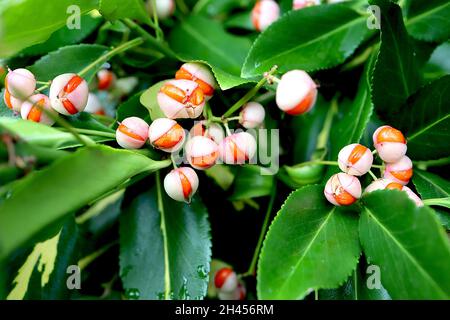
[
  {"x1": 120, "y1": 186, "x2": 211, "y2": 300},
  {"x1": 241, "y1": 5, "x2": 371, "y2": 78},
  {"x1": 423, "y1": 41, "x2": 450, "y2": 80},
  {"x1": 0, "y1": 146, "x2": 171, "y2": 261},
  {"x1": 229, "y1": 165, "x2": 274, "y2": 200},
  {"x1": 371, "y1": 0, "x2": 421, "y2": 117},
  {"x1": 0, "y1": 0, "x2": 98, "y2": 57},
  {"x1": 405, "y1": 0, "x2": 450, "y2": 42},
  {"x1": 28, "y1": 44, "x2": 109, "y2": 82},
  {"x1": 360, "y1": 190, "x2": 450, "y2": 299},
  {"x1": 258, "y1": 185, "x2": 361, "y2": 299},
  {"x1": 117, "y1": 92, "x2": 150, "y2": 122},
  {"x1": 397, "y1": 76, "x2": 450, "y2": 160},
  {"x1": 99, "y1": 0, "x2": 152, "y2": 25},
  {"x1": 413, "y1": 169, "x2": 450, "y2": 229},
  {"x1": 169, "y1": 15, "x2": 252, "y2": 90},
  {"x1": 18, "y1": 14, "x2": 102, "y2": 57}
]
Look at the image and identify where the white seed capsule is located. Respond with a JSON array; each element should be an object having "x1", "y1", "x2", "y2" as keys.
[
  {"x1": 148, "y1": 118, "x2": 186, "y2": 152},
  {"x1": 364, "y1": 179, "x2": 423, "y2": 206},
  {"x1": 239, "y1": 102, "x2": 266, "y2": 129},
  {"x1": 218, "y1": 282, "x2": 246, "y2": 300},
  {"x1": 164, "y1": 167, "x2": 199, "y2": 203},
  {"x1": 84, "y1": 93, "x2": 106, "y2": 115},
  {"x1": 218, "y1": 132, "x2": 257, "y2": 165},
  {"x1": 372, "y1": 125, "x2": 407, "y2": 163},
  {"x1": 157, "y1": 79, "x2": 205, "y2": 119},
  {"x1": 337, "y1": 143, "x2": 373, "y2": 176},
  {"x1": 190, "y1": 121, "x2": 225, "y2": 144},
  {"x1": 275, "y1": 70, "x2": 317, "y2": 115},
  {"x1": 185, "y1": 136, "x2": 219, "y2": 170},
  {"x1": 251, "y1": 0, "x2": 280, "y2": 32},
  {"x1": 49, "y1": 73, "x2": 89, "y2": 116},
  {"x1": 97, "y1": 69, "x2": 116, "y2": 91},
  {"x1": 116, "y1": 117, "x2": 149, "y2": 149},
  {"x1": 5, "y1": 68, "x2": 36, "y2": 99},
  {"x1": 146, "y1": 0, "x2": 175, "y2": 19},
  {"x1": 3, "y1": 89, "x2": 23, "y2": 112},
  {"x1": 383, "y1": 155, "x2": 413, "y2": 185},
  {"x1": 324, "y1": 173, "x2": 362, "y2": 206},
  {"x1": 20, "y1": 94, "x2": 56, "y2": 126},
  {"x1": 214, "y1": 268, "x2": 238, "y2": 293},
  {"x1": 175, "y1": 62, "x2": 217, "y2": 100},
  {"x1": 293, "y1": 0, "x2": 320, "y2": 10}
]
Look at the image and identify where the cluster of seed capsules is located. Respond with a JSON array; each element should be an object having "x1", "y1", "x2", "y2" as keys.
[
  {"x1": 324, "y1": 125, "x2": 422, "y2": 207},
  {"x1": 3, "y1": 67, "x2": 116, "y2": 122},
  {"x1": 213, "y1": 267, "x2": 246, "y2": 300}
]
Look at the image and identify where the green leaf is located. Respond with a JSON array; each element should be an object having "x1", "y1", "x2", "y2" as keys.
[
  {"x1": 28, "y1": 44, "x2": 109, "y2": 82},
  {"x1": 0, "y1": 0, "x2": 98, "y2": 57},
  {"x1": 397, "y1": 76, "x2": 450, "y2": 160},
  {"x1": 423, "y1": 41, "x2": 450, "y2": 80},
  {"x1": 405, "y1": 0, "x2": 450, "y2": 42},
  {"x1": 257, "y1": 185, "x2": 361, "y2": 299},
  {"x1": 120, "y1": 186, "x2": 212, "y2": 300},
  {"x1": 168, "y1": 15, "x2": 252, "y2": 90},
  {"x1": 99, "y1": 0, "x2": 152, "y2": 25},
  {"x1": 140, "y1": 81, "x2": 167, "y2": 121},
  {"x1": 0, "y1": 145, "x2": 171, "y2": 261},
  {"x1": 413, "y1": 169, "x2": 450, "y2": 229},
  {"x1": 371, "y1": 0, "x2": 421, "y2": 117},
  {"x1": 360, "y1": 190, "x2": 450, "y2": 299},
  {"x1": 329, "y1": 51, "x2": 376, "y2": 160},
  {"x1": 117, "y1": 92, "x2": 150, "y2": 122},
  {"x1": 18, "y1": 14, "x2": 102, "y2": 57},
  {"x1": 241, "y1": 5, "x2": 371, "y2": 78},
  {"x1": 0, "y1": 118, "x2": 110, "y2": 150},
  {"x1": 229, "y1": 165, "x2": 274, "y2": 200}
]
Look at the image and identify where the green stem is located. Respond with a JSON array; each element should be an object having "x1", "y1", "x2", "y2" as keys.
[
  {"x1": 150, "y1": 0, "x2": 164, "y2": 40},
  {"x1": 244, "y1": 182, "x2": 277, "y2": 277},
  {"x1": 156, "y1": 171, "x2": 172, "y2": 300},
  {"x1": 78, "y1": 37, "x2": 144, "y2": 78},
  {"x1": 176, "y1": 0, "x2": 190, "y2": 14},
  {"x1": 316, "y1": 97, "x2": 338, "y2": 150},
  {"x1": 59, "y1": 128, "x2": 116, "y2": 139},
  {"x1": 123, "y1": 19, "x2": 178, "y2": 60},
  {"x1": 414, "y1": 157, "x2": 450, "y2": 170},
  {"x1": 368, "y1": 169, "x2": 378, "y2": 181},
  {"x1": 222, "y1": 66, "x2": 278, "y2": 118}
]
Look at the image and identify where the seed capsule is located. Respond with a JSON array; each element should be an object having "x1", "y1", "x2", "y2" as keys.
[
  {"x1": 185, "y1": 136, "x2": 219, "y2": 170},
  {"x1": 239, "y1": 102, "x2": 266, "y2": 129},
  {"x1": 324, "y1": 173, "x2": 362, "y2": 206},
  {"x1": 3, "y1": 89, "x2": 23, "y2": 112},
  {"x1": 275, "y1": 70, "x2": 317, "y2": 115},
  {"x1": 157, "y1": 79, "x2": 205, "y2": 119},
  {"x1": 190, "y1": 121, "x2": 225, "y2": 144},
  {"x1": 97, "y1": 69, "x2": 116, "y2": 91},
  {"x1": 148, "y1": 118, "x2": 186, "y2": 152},
  {"x1": 252, "y1": 0, "x2": 280, "y2": 32},
  {"x1": 175, "y1": 63, "x2": 217, "y2": 100},
  {"x1": 214, "y1": 268, "x2": 238, "y2": 293},
  {"x1": 5, "y1": 68, "x2": 36, "y2": 99},
  {"x1": 218, "y1": 282, "x2": 246, "y2": 301},
  {"x1": 146, "y1": 0, "x2": 175, "y2": 19},
  {"x1": 84, "y1": 93, "x2": 106, "y2": 115},
  {"x1": 116, "y1": 117, "x2": 149, "y2": 149},
  {"x1": 218, "y1": 132, "x2": 257, "y2": 165},
  {"x1": 164, "y1": 167, "x2": 198, "y2": 203},
  {"x1": 338, "y1": 143, "x2": 373, "y2": 176},
  {"x1": 364, "y1": 178, "x2": 423, "y2": 206},
  {"x1": 383, "y1": 155, "x2": 413, "y2": 185},
  {"x1": 20, "y1": 94, "x2": 56, "y2": 126},
  {"x1": 49, "y1": 73, "x2": 89, "y2": 116},
  {"x1": 293, "y1": 0, "x2": 320, "y2": 10},
  {"x1": 372, "y1": 125, "x2": 407, "y2": 163}
]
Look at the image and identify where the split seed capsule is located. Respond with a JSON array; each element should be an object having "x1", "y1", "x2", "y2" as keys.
[
  {"x1": 49, "y1": 73, "x2": 89, "y2": 116},
  {"x1": 218, "y1": 132, "x2": 257, "y2": 165},
  {"x1": 116, "y1": 117, "x2": 149, "y2": 149},
  {"x1": 214, "y1": 268, "x2": 238, "y2": 293},
  {"x1": 164, "y1": 167, "x2": 199, "y2": 203},
  {"x1": 3, "y1": 89, "x2": 23, "y2": 112},
  {"x1": 148, "y1": 118, "x2": 186, "y2": 152},
  {"x1": 364, "y1": 178, "x2": 423, "y2": 206},
  {"x1": 239, "y1": 102, "x2": 266, "y2": 129},
  {"x1": 20, "y1": 94, "x2": 56, "y2": 126},
  {"x1": 252, "y1": 0, "x2": 280, "y2": 32},
  {"x1": 185, "y1": 136, "x2": 219, "y2": 170},
  {"x1": 5, "y1": 68, "x2": 36, "y2": 99},
  {"x1": 324, "y1": 173, "x2": 362, "y2": 206},
  {"x1": 175, "y1": 63, "x2": 217, "y2": 100},
  {"x1": 383, "y1": 155, "x2": 413, "y2": 185},
  {"x1": 372, "y1": 125, "x2": 407, "y2": 163},
  {"x1": 337, "y1": 143, "x2": 373, "y2": 176},
  {"x1": 190, "y1": 121, "x2": 225, "y2": 144}
]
